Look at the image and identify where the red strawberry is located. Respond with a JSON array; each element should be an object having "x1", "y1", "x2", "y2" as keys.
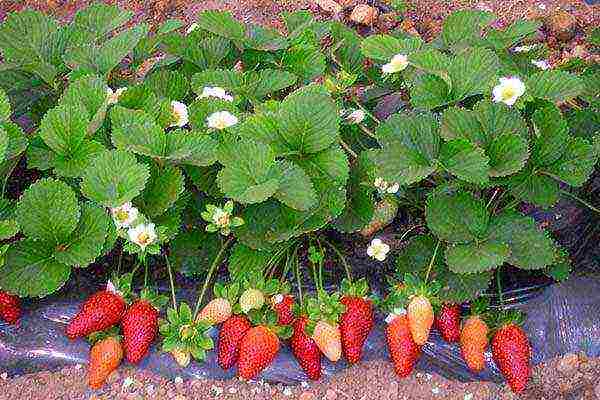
[
  {"x1": 218, "y1": 315, "x2": 252, "y2": 370},
  {"x1": 340, "y1": 296, "x2": 374, "y2": 364},
  {"x1": 386, "y1": 314, "x2": 421, "y2": 377},
  {"x1": 272, "y1": 294, "x2": 295, "y2": 325},
  {"x1": 238, "y1": 325, "x2": 280, "y2": 380},
  {"x1": 66, "y1": 290, "x2": 125, "y2": 339},
  {"x1": 435, "y1": 304, "x2": 461, "y2": 343},
  {"x1": 290, "y1": 316, "x2": 321, "y2": 380},
  {"x1": 0, "y1": 290, "x2": 21, "y2": 324},
  {"x1": 492, "y1": 324, "x2": 531, "y2": 393},
  {"x1": 121, "y1": 300, "x2": 159, "y2": 364}
]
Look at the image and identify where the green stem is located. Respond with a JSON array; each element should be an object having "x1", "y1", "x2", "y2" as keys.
[
  {"x1": 496, "y1": 268, "x2": 504, "y2": 306},
  {"x1": 359, "y1": 124, "x2": 378, "y2": 140},
  {"x1": 560, "y1": 189, "x2": 600, "y2": 214},
  {"x1": 353, "y1": 100, "x2": 380, "y2": 124},
  {"x1": 116, "y1": 245, "x2": 123, "y2": 275},
  {"x1": 321, "y1": 237, "x2": 352, "y2": 282},
  {"x1": 396, "y1": 225, "x2": 421, "y2": 243},
  {"x1": 339, "y1": 138, "x2": 357, "y2": 158},
  {"x1": 486, "y1": 188, "x2": 500, "y2": 209},
  {"x1": 293, "y1": 246, "x2": 303, "y2": 307},
  {"x1": 165, "y1": 254, "x2": 177, "y2": 309},
  {"x1": 193, "y1": 237, "x2": 233, "y2": 318},
  {"x1": 424, "y1": 240, "x2": 441, "y2": 283},
  {"x1": 143, "y1": 259, "x2": 149, "y2": 289}
]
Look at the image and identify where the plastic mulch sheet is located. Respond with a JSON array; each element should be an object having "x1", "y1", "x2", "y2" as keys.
[{"x1": 1, "y1": 275, "x2": 599, "y2": 384}]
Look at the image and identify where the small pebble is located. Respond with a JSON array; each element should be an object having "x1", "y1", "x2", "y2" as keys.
[
  {"x1": 464, "y1": 394, "x2": 473, "y2": 400},
  {"x1": 146, "y1": 384, "x2": 155, "y2": 395},
  {"x1": 299, "y1": 392, "x2": 315, "y2": 400},
  {"x1": 301, "y1": 381, "x2": 309, "y2": 389},
  {"x1": 431, "y1": 386, "x2": 440, "y2": 395},
  {"x1": 122, "y1": 376, "x2": 135, "y2": 390},
  {"x1": 326, "y1": 388, "x2": 337, "y2": 400},
  {"x1": 174, "y1": 376, "x2": 184, "y2": 385},
  {"x1": 211, "y1": 385, "x2": 223, "y2": 395},
  {"x1": 228, "y1": 387, "x2": 238, "y2": 394},
  {"x1": 0, "y1": 372, "x2": 7, "y2": 380},
  {"x1": 283, "y1": 387, "x2": 292, "y2": 396}
]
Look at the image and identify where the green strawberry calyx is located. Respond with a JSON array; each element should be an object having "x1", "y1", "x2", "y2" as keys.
[
  {"x1": 159, "y1": 302, "x2": 214, "y2": 362},
  {"x1": 87, "y1": 326, "x2": 122, "y2": 345},
  {"x1": 246, "y1": 307, "x2": 293, "y2": 339},
  {"x1": 340, "y1": 277, "x2": 370, "y2": 299}
]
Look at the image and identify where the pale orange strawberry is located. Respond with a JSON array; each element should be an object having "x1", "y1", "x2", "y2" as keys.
[
  {"x1": 312, "y1": 320, "x2": 342, "y2": 362},
  {"x1": 197, "y1": 298, "x2": 232, "y2": 325},
  {"x1": 460, "y1": 315, "x2": 489, "y2": 373},
  {"x1": 407, "y1": 295, "x2": 434, "y2": 345},
  {"x1": 88, "y1": 336, "x2": 123, "y2": 390}
]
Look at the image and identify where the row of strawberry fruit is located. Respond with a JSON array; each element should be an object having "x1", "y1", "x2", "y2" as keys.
[{"x1": 0, "y1": 270, "x2": 531, "y2": 394}]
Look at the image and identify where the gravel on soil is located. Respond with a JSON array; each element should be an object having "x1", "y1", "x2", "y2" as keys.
[{"x1": 0, "y1": 353, "x2": 599, "y2": 400}]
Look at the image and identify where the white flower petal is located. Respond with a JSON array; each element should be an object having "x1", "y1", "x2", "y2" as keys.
[
  {"x1": 532, "y1": 59, "x2": 551, "y2": 70},
  {"x1": 382, "y1": 53, "x2": 408, "y2": 74},
  {"x1": 387, "y1": 183, "x2": 400, "y2": 194},
  {"x1": 207, "y1": 111, "x2": 238, "y2": 130},
  {"x1": 492, "y1": 76, "x2": 525, "y2": 107},
  {"x1": 128, "y1": 223, "x2": 157, "y2": 249},
  {"x1": 170, "y1": 101, "x2": 189, "y2": 127},
  {"x1": 200, "y1": 86, "x2": 234, "y2": 102},
  {"x1": 346, "y1": 109, "x2": 365, "y2": 124},
  {"x1": 185, "y1": 23, "x2": 199, "y2": 35}
]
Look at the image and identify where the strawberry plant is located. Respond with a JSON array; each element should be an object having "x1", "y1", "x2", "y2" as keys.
[{"x1": 0, "y1": 4, "x2": 598, "y2": 391}]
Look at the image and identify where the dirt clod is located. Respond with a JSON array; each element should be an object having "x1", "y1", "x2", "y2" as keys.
[
  {"x1": 545, "y1": 8, "x2": 578, "y2": 41},
  {"x1": 349, "y1": 4, "x2": 379, "y2": 25},
  {"x1": 314, "y1": 0, "x2": 343, "y2": 14}
]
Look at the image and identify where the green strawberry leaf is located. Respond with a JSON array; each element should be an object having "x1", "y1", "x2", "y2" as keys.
[
  {"x1": 16, "y1": 178, "x2": 80, "y2": 244},
  {"x1": 53, "y1": 202, "x2": 110, "y2": 267},
  {"x1": 0, "y1": 239, "x2": 71, "y2": 297},
  {"x1": 81, "y1": 150, "x2": 150, "y2": 208}
]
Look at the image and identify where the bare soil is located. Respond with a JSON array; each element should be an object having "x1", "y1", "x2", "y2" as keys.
[{"x1": 0, "y1": 353, "x2": 599, "y2": 400}]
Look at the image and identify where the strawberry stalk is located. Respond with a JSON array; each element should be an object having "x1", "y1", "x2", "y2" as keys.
[
  {"x1": 424, "y1": 239, "x2": 441, "y2": 283},
  {"x1": 193, "y1": 237, "x2": 233, "y2": 319},
  {"x1": 320, "y1": 237, "x2": 352, "y2": 282},
  {"x1": 164, "y1": 254, "x2": 177, "y2": 309}
]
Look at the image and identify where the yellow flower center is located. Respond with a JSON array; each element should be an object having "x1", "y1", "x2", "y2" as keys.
[
  {"x1": 137, "y1": 232, "x2": 151, "y2": 245},
  {"x1": 115, "y1": 210, "x2": 129, "y2": 223},
  {"x1": 500, "y1": 87, "x2": 516, "y2": 102}
]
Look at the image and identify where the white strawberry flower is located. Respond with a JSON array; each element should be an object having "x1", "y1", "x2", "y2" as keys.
[
  {"x1": 200, "y1": 86, "x2": 234, "y2": 102},
  {"x1": 273, "y1": 294, "x2": 284, "y2": 304},
  {"x1": 185, "y1": 23, "x2": 199, "y2": 35},
  {"x1": 346, "y1": 109, "x2": 366, "y2": 124},
  {"x1": 169, "y1": 101, "x2": 189, "y2": 127},
  {"x1": 532, "y1": 59, "x2": 551, "y2": 70},
  {"x1": 207, "y1": 111, "x2": 238, "y2": 130},
  {"x1": 382, "y1": 53, "x2": 409, "y2": 74},
  {"x1": 128, "y1": 223, "x2": 157, "y2": 250},
  {"x1": 367, "y1": 238, "x2": 390, "y2": 261},
  {"x1": 492, "y1": 77, "x2": 525, "y2": 107},
  {"x1": 106, "y1": 87, "x2": 127, "y2": 105},
  {"x1": 212, "y1": 207, "x2": 231, "y2": 228},
  {"x1": 110, "y1": 202, "x2": 139, "y2": 229},
  {"x1": 374, "y1": 177, "x2": 399, "y2": 194},
  {"x1": 513, "y1": 44, "x2": 536, "y2": 53}
]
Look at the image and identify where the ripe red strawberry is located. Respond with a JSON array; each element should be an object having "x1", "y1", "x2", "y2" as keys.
[
  {"x1": 339, "y1": 296, "x2": 374, "y2": 364},
  {"x1": 218, "y1": 315, "x2": 252, "y2": 370},
  {"x1": 492, "y1": 324, "x2": 531, "y2": 393},
  {"x1": 272, "y1": 294, "x2": 295, "y2": 325},
  {"x1": 435, "y1": 304, "x2": 461, "y2": 343},
  {"x1": 386, "y1": 314, "x2": 421, "y2": 377},
  {"x1": 290, "y1": 316, "x2": 321, "y2": 380},
  {"x1": 121, "y1": 300, "x2": 159, "y2": 364},
  {"x1": 238, "y1": 325, "x2": 280, "y2": 380},
  {"x1": 0, "y1": 290, "x2": 21, "y2": 324},
  {"x1": 67, "y1": 290, "x2": 125, "y2": 339}
]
